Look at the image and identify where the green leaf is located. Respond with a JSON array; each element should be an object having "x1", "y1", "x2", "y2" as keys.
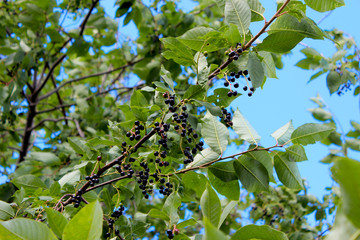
[
  {"x1": 224, "y1": 24, "x2": 241, "y2": 46},
  {"x1": 68, "y1": 137, "x2": 92, "y2": 158},
  {"x1": 204, "y1": 218, "x2": 229, "y2": 240},
  {"x1": 148, "y1": 209, "x2": 170, "y2": 221},
  {"x1": 224, "y1": 0, "x2": 251, "y2": 38},
  {"x1": 200, "y1": 185, "x2": 221, "y2": 227},
  {"x1": 0, "y1": 218, "x2": 57, "y2": 240},
  {"x1": 218, "y1": 201, "x2": 238, "y2": 228},
  {"x1": 232, "y1": 109, "x2": 261, "y2": 144},
  {"x1": 346, "y1": 139, "x2": 360, "y2": 151},
  {"x1": 286, "y1": 145, "x2": 308, "y2": 162},
  {"x1": 130, "y1": 90, "x2": 149, "y2": 107},
  {"x1": 256, "y1": 32, "x2": 304, "y2": 53},
  {"x1": 304, "y1": 0, "x2": 345, "y2": 12},
  {"x1": 207, "y1": 88, "x2": 240, "y2": 107},
  {"x1": 234, "y1": 156, "x2": 269, "y2": 192},
  {"x1": 326, "y1": 207, "x2": 360, "y2": 240},
  {"x1": 177, "y1": 218, "x2": 197, "y2": 229},
  {"x1": 45, "y1": 208, "x2": 68, "y2": 238},
  {"x1": 178, "y1": 27, "x2": 220, "y2": 52},
  {"x1": 161, "y1": 38, "x2": 194, "y2": 66},
  {"x1": 247, "y1": 52, "x2": 265, "y2": 88},
  {"x1": 160, "y1": 65, "x2": 174, "y2": 90},
  {"x1": 208, "y1": 170, "x2": 240, "y2": 200},
  {"x1": 274, "y1": 152, "x2": 303, "y2": 190},
  {"x1": 327, "y1": 71, "x2": 342, "y2": 94},
  {"x1": 271, "y1": 120, "x2": 294, "y2": 145},
  {"x1": 184, "y1": 85, "x2": 206, "y2": 100},
  {"x1": 25, "y1": 152, "x2": 60, "y2": 166},
  {"x1": 201, "y1": 112, "x2": 229, "y2": 154},
  {"x1": 194, "y1": 52, "x2": 210, "y2": 86},
  {"x1": 12, "y1": 175, "x2": 47, "y2": 190},
  {"x1": 209, "y1": 161, "x2": 238, "y2": 182},
  {"x1": 331, "y1": 158, "x2": 360, "y2": 228},
  {"x1": 188, "y1": 148, "x2": 220, "y2": 168},
  {"x1": 247, "y1": 0, "x2": 265, "y2": 22},
  {"x1": 231, "y1": 224, "x2": 288, "y2": 240},
  {"x1": 290, "y1": 123, "x2": 335, "y2": 145},
  {"x1": 308, "y1": 108, "x2": 332, "y2": 121},
  {"x1": 58, "y1": 170, "x2": 81, "y2": 188},
  {"x1": 245, "y1": 150, "x2": 274, "y2": 180},
  {"x1": 258, "y1": 51, "x2": 277, "y2": 79},
  {"x1": 62, "y1": 201, "x2": 103, "y2": 240},
  {"x1": 0, "y1": 201, "x2": 15, "y2": 220},
  {"x1": 163, "y1": 192, "x2": 181, "y2": 225},
  {"x1": 269, "y1": 14, "x2": 324, "y2": 40},
  {"x1": 194, "y1": 100, "x2": 222, "y2": 116},
  {"x1": 182, "y1": 172, "x2": 208, "y2": 197}
]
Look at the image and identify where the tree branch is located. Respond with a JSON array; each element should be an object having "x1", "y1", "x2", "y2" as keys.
[
  {"x1": 57, "y1": 128, "x2": 157, "y2": 210},
  {"x1": 166, "y1": 144, "x2": 284, "y2": 177},
  {"x1": 29, "y1": 117, "x2": 73, "y2": 131},
  {"x1": 35, "y1": 54, "x2": 66, "y2": 96},
  {"x1": 50, "y1": 73, "x2": 68, "y2": 125},
  {"x1": 79, "y1": 0, "x2": 99, "y2": 36},
  {"x1": 36, "y1": 103, "x2": 74, "y2": 114},
  {"x1": 38, "y1": 58, "x2": 144, "y2": 101},
  {"x1": 208, "y1": 0, "x2": 292, "y2": 80}
]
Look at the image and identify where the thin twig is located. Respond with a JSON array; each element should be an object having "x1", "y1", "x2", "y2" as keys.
[
  {"x1": 166, "y1": 144, "x2": 283, "y2": 176},
  {"x1": 50, "y1": 73, "x2": 68, "y2": 125},
  {"x1": 73, "y1": 119, "x2": 85, "y2": 138},
  {"x1": 29, "y1": 117, "x2": 73, "y2": 131},
  {"x1": 317, "y1": 10, "x2": 333, "y2": 25},
  {"x1": 38, "y1": 58, "x2": 144, "y2": 101}
]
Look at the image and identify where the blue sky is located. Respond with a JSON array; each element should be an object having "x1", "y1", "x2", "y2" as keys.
[{"x1": 99, "y1": 0, "x2": 360, "y2": 198}]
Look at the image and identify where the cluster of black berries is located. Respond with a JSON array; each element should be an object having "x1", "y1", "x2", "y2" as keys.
[
  {"x1": 166, "y1": 229, "x2": 174, "y2": 239},
  {"x1": 228, "y1": 43, "x2": 243, "y2": 61},
  {"x1": 136, "y1": 162, "x2": 153, "y2": 199},
  {"x1": 158, "y1": 180, "x2": 173, "y2": 196},
  {"x1": 85, "y1": 173, "x2": 99, "y2": 187},
  {"x1": 164, "y1": 93, "x2": 178, "y2": 112},
  {"x1": 70, "y1": 191, "x2": 83, "y2": 208},
  {"x1": 104, "y1": 205, "x2": 125, "y2": 238},
  {"x1": 225, "y1": 69, "x2": 255, "y2": 97},
  {"x1": 337, "y1": 81, "x2": 352, "y2": 96},
  {"x1": 220, "y1": 109, "x2": 233, "y2": 126},
  {"x1": 126, "y1": 121, "x2": 145, "y2": 141}
]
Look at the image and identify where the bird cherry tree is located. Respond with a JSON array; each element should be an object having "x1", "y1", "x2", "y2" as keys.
[{"x1": 0, "y1": 0, "x2": 359, "y2": 239}]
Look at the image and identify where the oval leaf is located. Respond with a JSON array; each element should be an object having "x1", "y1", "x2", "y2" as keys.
[
  {"x1": 274, "y1": 152, "x2": 303, "y2": 190},
  {"x1": 231, "y1": 224, "x2": 288, "y2": 240},
  {"x1": 290, "y1": 123, "x2": 335, "y2": 145},
  {"x1": 45, "y1": 208, "x2": 68, "y2": 238},
  {"x1": 233, "y1": 156, "x2": 269, "y2": 192},
  {"x1": 201, "y1": 112, "x2": 229, "y2": 154},
  {"x1": 233, "y1": 109, "x2": 261, "y2": 144},
  {"x1": 200, "y1": 185, "x2": 221, "y2": 227},
  {"x1": 62, "y1": 200, "x2": 103, "y2": 240},
  {"x1": 0, "y1": 201, "x2": 15, "y2": 220},
  {"x1": 0, "y1": 218, "x2": 57, "y2": 240},
  {"x1": 304, "y1": 0, "x2": 345, "y2": 12},
  {"x1": 225, "y1": 0, "x2": 251, "y2": 37},
  {"x1": 247, "y1": 52, "x2": 265, "y2": 89},
  {"x1": 331, "y1": 157, "x2": 360, "y2": 228},
  {"x1": 271, "y1": 120, "x2": 294, "y2": 145},
  {"x1": 188, "y1": 148, "x2": 220, "y2": 169},
  {"x1": 285, "y1": 145, "x2": 308, "y2": 162}
]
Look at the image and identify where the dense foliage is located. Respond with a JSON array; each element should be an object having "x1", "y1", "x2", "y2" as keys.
[{"x1": 0, "y1": 0, "x2": 359, "y2": 239}]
